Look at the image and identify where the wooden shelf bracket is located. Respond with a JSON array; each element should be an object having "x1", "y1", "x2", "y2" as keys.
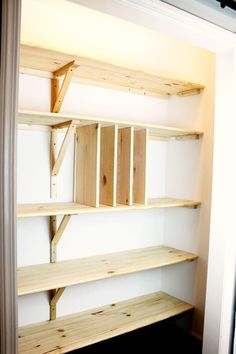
[
  {"x1": 50, "y1": 120, "x2": 76, "y2": 198},
  {"x1": 50, "y1": 215, "x2": 71, "y2": 263},
  {"x1": 51, "y1": 60, "x2": 79, "y2": 114},
  {"x1": 50, "y1": 59, "x2": 79, "y2": 199},
  {"x1": 50, "y1": 287, "x2": 65, "y2": 320}
]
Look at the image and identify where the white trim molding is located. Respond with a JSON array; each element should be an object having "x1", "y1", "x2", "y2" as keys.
[
  {"x1": 68, "y1": 0, "x2": 236, "y2": 52},
  {"x1": 0, "y1": 0, "x2": 21, "y2": 353}
]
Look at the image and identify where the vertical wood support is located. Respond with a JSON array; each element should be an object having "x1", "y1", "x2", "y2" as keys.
[
  {"x1": 50, "y1": 60, "x2": 79, "y2": 199},
  {"x1": 75, "y1": 124, "x2": 101, "y2": 207},
  {"x1": 50, "y1": 130, "x2": 57, "y2": 198},
  {"x1": 100, "y1": 125, "x2": 118, "y2": 207},
  {"x1": 49, "y1": 214, "x2": 70, "y2": 320},
  {"x1": 117, "y1": 127, "x2": 134, "y2": 206},
  {"x1": 133, "y1": 129, "x2": 148, "y2": 205}
]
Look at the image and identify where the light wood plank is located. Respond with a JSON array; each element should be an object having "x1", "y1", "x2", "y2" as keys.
[
  {"x1": 18, "y1": 291, "x2": 194, "y2": 354},
  {"x1": 17, "y1": 198, "x2": 201, "y2": 218},
  {"x1": 100, "y1": 126, "x2": 118, "y2": 207},
  {"x1": 133, "y1": 129, "x2": 148, "y2": 204},
  {"x1": 75, "y1": 124, "x2": 101, "y2": 207},
  {"x1": 117, "y1": 127, "x2": 134, "y2": 206},
  {"x1": 20, "y1": 45, "x2": 204, "y2": 98},
  {"x1": 18, "y1": 109, "x2": 203, "y2": 139},
  {"x1": 18, "y1": 246, "x2": 197, "y2": 296}
]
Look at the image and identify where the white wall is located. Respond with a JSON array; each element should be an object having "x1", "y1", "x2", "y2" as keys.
[
  {"x1": 17, "y1": 73, "x2": 203, "y2": 328},
  {"x1": 18, "y1": 74, "x2": 167, "y2": 326},
  {"x1": 19, "y1": 0, "x2": 215, "y2": 335},
  {"x1": 203, "y1": 48, "x2": 236, "y2": 354}
]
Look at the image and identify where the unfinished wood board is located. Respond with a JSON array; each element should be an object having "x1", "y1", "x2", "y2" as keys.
[
  {"x1": 20, "y1": 44, "x2": 204, "y2": 97},
  {"x1": 18, "y1": 110, "x2": 203, "y2": 139},
  {"x1": 117, "y1": 127, "x2": 134, "y2": 206},
  {"x1": 75, "y1": 124, "x2": 100, "y2": 207},
  {"x1": 133, "y1": 129, "x2": 148, "y2": 204},
  {"x1": 100, "y1": 125, "x2": 118, "y2": 207},
  {"x1": 18, "y1": 291, "x2": 194, "y2": 354},
  {"x1": 18, "y1": 246, "x2": 197, "y2": 296},
  {"x1": 17, "y1": 198, "x2": 201, "y2": 218}
]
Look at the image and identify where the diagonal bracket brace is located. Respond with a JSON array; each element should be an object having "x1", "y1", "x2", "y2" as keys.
[
  {"x1": 50, "y1": 120, "x2": 76, "y2": 198},
  {"x1": 50, "y1": 287, "x2": 66, "y2": 320},
  {"x1": 51, "y1": 60, "x2": 79, "y2": 113},
  {"x1": 50, "y1": 215, "x2": 71, "y2": 263}
]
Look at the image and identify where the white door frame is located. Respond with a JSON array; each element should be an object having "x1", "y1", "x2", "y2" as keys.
[{"x1": 0, "y1": 1, "x2": 21, "y2": 354}]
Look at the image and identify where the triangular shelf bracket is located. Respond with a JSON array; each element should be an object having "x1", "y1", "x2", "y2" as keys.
[
  {"x1": 50, "y1": 60, "x2": 79, "y2": 199},
  {"x1": 50, "y1": 215, "x2": 71, "y2": 263},
  {"x1": 50, "y1": 287, "x2": 66, "y2": 320},
  {"x1": 50, "y1": 120, "x2": 76, "y2": 198},
  {"x1": 51, "y1": 60, "x2": 79, "y2": 113}
]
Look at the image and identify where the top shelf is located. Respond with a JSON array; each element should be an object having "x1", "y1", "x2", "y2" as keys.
[{"x1": 20, "y1": 44, "x2": 204, "y2": 98}]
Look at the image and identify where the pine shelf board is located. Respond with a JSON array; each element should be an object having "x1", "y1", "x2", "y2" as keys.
[
  {"x1": 20, "y1": 44, "x2": 204, "y2": 98},
  {"x1": 17, "y1": 198, "x2": 200, "y2": 218},
  {"x1": 18, "y1": 291, "x2": 194, "y2": 354},
  {"x1": 18, "y1": 110, "x2": 203, "y2": 138},
  {"x1": 18, "y1": 246, "x2": 197, "y2": 296}
]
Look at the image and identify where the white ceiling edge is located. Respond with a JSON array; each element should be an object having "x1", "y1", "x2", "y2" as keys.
[
  {"x1": 162, "y1": 0, "x2": 236, "y2": 33},
  {"x1": 68, "y1": 0, "x2": 236, "y2": 53}
]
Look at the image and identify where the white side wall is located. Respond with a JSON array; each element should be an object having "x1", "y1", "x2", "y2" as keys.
[
  {"x1": 18, "y1": 74, "x2": 168, "y2": 326},
  {"x1": 203, "y1": 48, "x2": 236, "y2": 354},
  {"x1": 17, "y1": 73, "x2": 205, "y2": 328}
]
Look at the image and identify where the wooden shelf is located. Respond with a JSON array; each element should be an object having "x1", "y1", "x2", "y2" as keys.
[
  {"x1": 20, "y1": 44, "x2": 204, "y2": 98},
  {"x1": 18, "y1": 246, "x2": 197, "y2": 296},
  {"x1": 18, "y1": 291, "x2": 194, "y2": 354},
  {"x1": 17, "y1": 198, "x2": 200, "y2": 218},
  {"x1": 18, "y1": 110, "x2": 202, "y2": 139}
]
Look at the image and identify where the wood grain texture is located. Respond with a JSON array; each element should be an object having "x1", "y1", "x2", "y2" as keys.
[
  {"x1": 117, "y1": 127, "x2": 134, "y2": 206},
  {"x1": 133, "y1": 129, "x2": 148, "y2": 204},
  {"x1": 100, "y1": 126, "x2": 118, "y2": 207},
  {"x1": 18, "y1": 246, "x2": 197, "y2": 296},
  {"x1": 17, "y1": 198, "x2": 201, "y2": 217},
  {"x1": 18, "y1": 110, "x2": 203, "y2": 139},
  {"x1": 75, "y1": 124, "x2": 101, "y2": 207},
  {"x1": 18, "y1": 291, "x2": 194, "y2": 354},
  {"x1": 20, "y1": 45, "x2": 204, "y2": 97}
]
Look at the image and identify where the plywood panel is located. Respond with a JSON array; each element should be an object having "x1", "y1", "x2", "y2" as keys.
[
  {"x1": 75, "y1": 124, "x2": 100, "y2": 207},
  {"x1": 117, "y1": 127, "x2": 134, "y2": 206},
  {"x1": 100, "y1": 126, "x2": 118, "y2": 207},
  {"x1": 133, "y1": 129, "x2": 148, "y2": 204},
  {"x1": 18, "y1": 292, "x2": 194, "y2": 354}
]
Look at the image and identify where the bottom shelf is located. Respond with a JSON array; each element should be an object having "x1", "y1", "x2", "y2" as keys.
[{"x1": 18, "y1": 292, "x2": 194, "y2": 354}]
